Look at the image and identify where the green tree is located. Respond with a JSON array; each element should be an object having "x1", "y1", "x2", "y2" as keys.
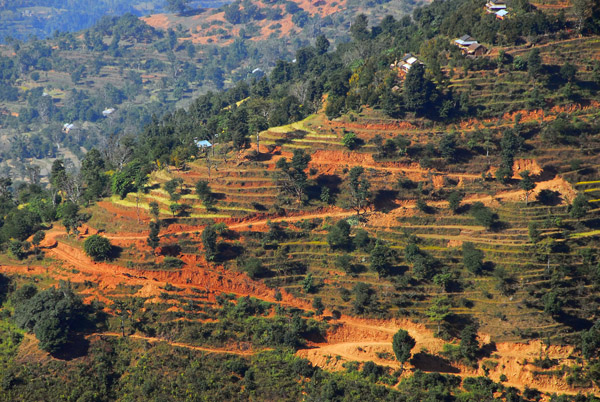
[
  {"x1": 169, "y1": 203, "x2": 182, "y2": 217},
  {"x1": 527, "y1": 48, "x2": 543, "y2": 80},
  {"x1": 202, "y1": 224, "x2": 218, "y2": 261},
  {"x1": 149, "y1": 201, "x2": 160, "y2": 220},
  {"x1": 433, "y1": 271, "x2": 455, "y2": 292},
  {"x1": 335, "y1": 253, "x2": 358, "y2": 275},
  {"x1": 582, "y1": 320, "x2": 600, "y2": 361},
  {"x1": 312, "y1": 297, "x2": 324, "y2": 316},
  {"x1": 164, "y1": 178, "x2": 183, "y2": 202},
  {"x1": 315, "y1": 35, "x2": 330, "y2": 55},
  {"x1": 147, "y1": 221, "x2": 160, "y2": 249},
  {"x1": 229, "y1": 107, "x2": 250, "y2": 150},
  {"x1": 392, "y1": 329, "x2": 416, "y2": 373},
  {"x1": 519, "y1": 170, "x2": 535, "y2": 206},
  {"x1": 9, "y1": 240, "x2": 27, "y2": 260},
  {"x1": 369, "y1": 241, "x2": 395, "y2": 277},
  {"x1": 342, "y1": 166, "x2": 372, "y2": 216},
  {"x1": 438, "y1": 133, "x2": 457, "y2": 162},
  {"x1": 447, "y1": 191, "x2": 463, "y2": 213},
  {"x1": 111, "y1": 169, "x2": 135, "y2": 200},
  {"x1": 352, "y1": 282, "x2": 379, "y2": 315},
  {"x1": 342, "y1": 132, "x2": 359, "y2": 150},
  {"x1": 302, "y1": 273, "x2": 316, "y2": 293},
  {"x1": 81, "y1": 149, "x2": 108, "y2": 200},
  {"x1": 195, "y1": 180, "x2": 215, "y2": 209},
  {"x1": 327, "y1": 220, "x2": 352, "y2": 250},
  {"x1": 1, "y1": 208, "x2": 41, "y2": 241},
  {"x1": 427, "y1": 296, "x2": 451, "y2": 336},
  {"x1": 83, "y1": 235, "x2": 113, "y2": 261},
  {"x1": 542, "y1": 291, "x2": 563, "y2": 317},
  {"x1": 463, "y1": 242, "x2": 484, "y2": 275},
  {"x1": 350, "y1": 14, "x2": 370, "y2": 41},
  {"x1": 32, "y1": 231, "x2": 45, "y2": 250},
  {"x1": 403, "y1": 63, "x2": 436, "y2": 116},
  {"x1": 560, "y1": 62, "x2": 577, "y2": 83},
  {"x1": 14, "y1": 282, "x2": 91, "y2": 354},
  {"x1": 35, "y1": 315, "x2": 68, "y2": 353},
  {"x1": 536, "y1": 236, "x2": 555, "y2": 270},
  {"x1": 353, "y1": 229, "x2": 372, "y2": 251},
  {"x1": 241, "y1": 258, "x2": 269, "y2": 279},
  {"x1": 528, "y1": 221, "x2": 541, "y2": 243},
  {"x1": 112, "y1": 160, "x2": 150, "y2": 201},
  {"x1": 50, "y1": 159, "x2": 67, "y2": 192},
  {"x1": 570, "y1": 193, "x2": 590, "y2": 218},
  {"x1": 165, "y1": 0, "x2": 189, "y2": 14},
  {"x1": 274, "y1": 149, "x2": 311, "y2": 203},
  {"x1": 470, "y1": 202, "x2": 497, "y2": 230},
  {"x1": 459, "y1": 322, "x2": 480, "y2": 362},
  {"x1": 58, "y1": 201, "x2": 86, "y2": 236},
  {"x1": 405, "y1": 238, "x2": 437, "y2": 281}
]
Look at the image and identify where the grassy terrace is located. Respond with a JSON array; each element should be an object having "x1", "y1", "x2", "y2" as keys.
[{"x1": 90, "y1": 60, "x2": 600, "y2": 345}]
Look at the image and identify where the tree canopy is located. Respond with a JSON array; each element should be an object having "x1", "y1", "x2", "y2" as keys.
[{"x1": 392, "y1": 329, "x2": 416, "y2": 372}]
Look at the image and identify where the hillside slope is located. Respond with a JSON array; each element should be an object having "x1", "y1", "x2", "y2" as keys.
[{"x1": 0, "y1": 0, "x2": 600, "y2": 400}]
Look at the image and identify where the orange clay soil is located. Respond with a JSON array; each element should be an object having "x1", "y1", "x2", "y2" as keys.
[
  {"x1": 307, "y1": 149, "x2": 482, "y2": 180},
  {"x1": 298, "y1": 316, "x2": 598, "y2": 397}
]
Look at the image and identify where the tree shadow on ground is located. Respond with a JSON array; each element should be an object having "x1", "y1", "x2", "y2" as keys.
[
  {"x1": 555, "y1": 312, "x2": 593, "y2": 332},
  {"x1": 52, "y1": 336, "x2": 90, "y2": 361},
  {"x1": 411, "y1": 352, "x2": 460, "y2": 373},
  {"x1": 109, "y1": 245, "x2": 122, "y2": 260},
  {"x1": 374, "y1": 189, "x2": 399, "y2": 212},
  {"x1": 216, "y1": 243, "x2": 244, "y2": 262}
]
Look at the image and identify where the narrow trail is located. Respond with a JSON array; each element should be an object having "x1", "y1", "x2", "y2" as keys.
[
  {"x1": 39, "y1": 227, "x2": 312, "y2": 311},
  {"x1": 99, "y1": 208, "x2": 356, "y2": 241},
  {"x1": 89, "y1": 332, "x2": 264, "y2": 356}
]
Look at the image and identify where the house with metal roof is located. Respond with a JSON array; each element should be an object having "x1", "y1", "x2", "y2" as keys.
[
  {"x1": 486, "y1": 0, "x2": 507, "y2": 13},
  {"x1": 454, "y1": 35, "x2": 478, "y2": 49},
  {"x1": 495, "y1": 9, "x2": 509, "y2": 19}
]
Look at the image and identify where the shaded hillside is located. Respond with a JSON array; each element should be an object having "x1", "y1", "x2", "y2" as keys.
[{"x1": 0, "y1": 0, "x2": 229, "y2": 42}]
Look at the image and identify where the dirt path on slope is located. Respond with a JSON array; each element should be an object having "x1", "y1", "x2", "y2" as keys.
[
  {"x1": 38, "y1": 227, "x2": 311, "y2": 310},
  {"x1": 94, "y1": 208, "x2": 356, "y2": 241},
  {"x1": 90, "y1": 332, "x2": 265, "y2": 356},
  {"x1": 307, "y1": 150, "x2": 482, "y2": 180}
]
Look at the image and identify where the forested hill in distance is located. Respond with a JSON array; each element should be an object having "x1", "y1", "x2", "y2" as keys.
[
  {"x1": 0, "y1": 0, "x2": 230, "y2": 42},
  {"x1": 142, "y1": 0, "x2": 424, "y2": 46}
]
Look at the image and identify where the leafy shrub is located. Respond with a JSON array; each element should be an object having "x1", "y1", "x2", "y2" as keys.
[
  {"x1": 327, "y1": 220, "x2": 352, "y2": 250},
  {"x1": 469, "y1": 202, "x2": 497, "y2": 230},
  {"x1": 83, "y1": 234, "x2": 113, "y2": 261},
  {"x1": 242, "y1": 258, "x2": 270, "y2": 279},
  {"x1": 162, "y1": 257, "x2": 184, "y2": 269},
  {"x1": 342, "y1": 132, "x2": 360, "y2": 150},
  {"x1": 13, "y1": 282, "x2": 93, "y2": 353},
  {"x1": 462, "y1": 242, "x2": 484, "y2": 275}
]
